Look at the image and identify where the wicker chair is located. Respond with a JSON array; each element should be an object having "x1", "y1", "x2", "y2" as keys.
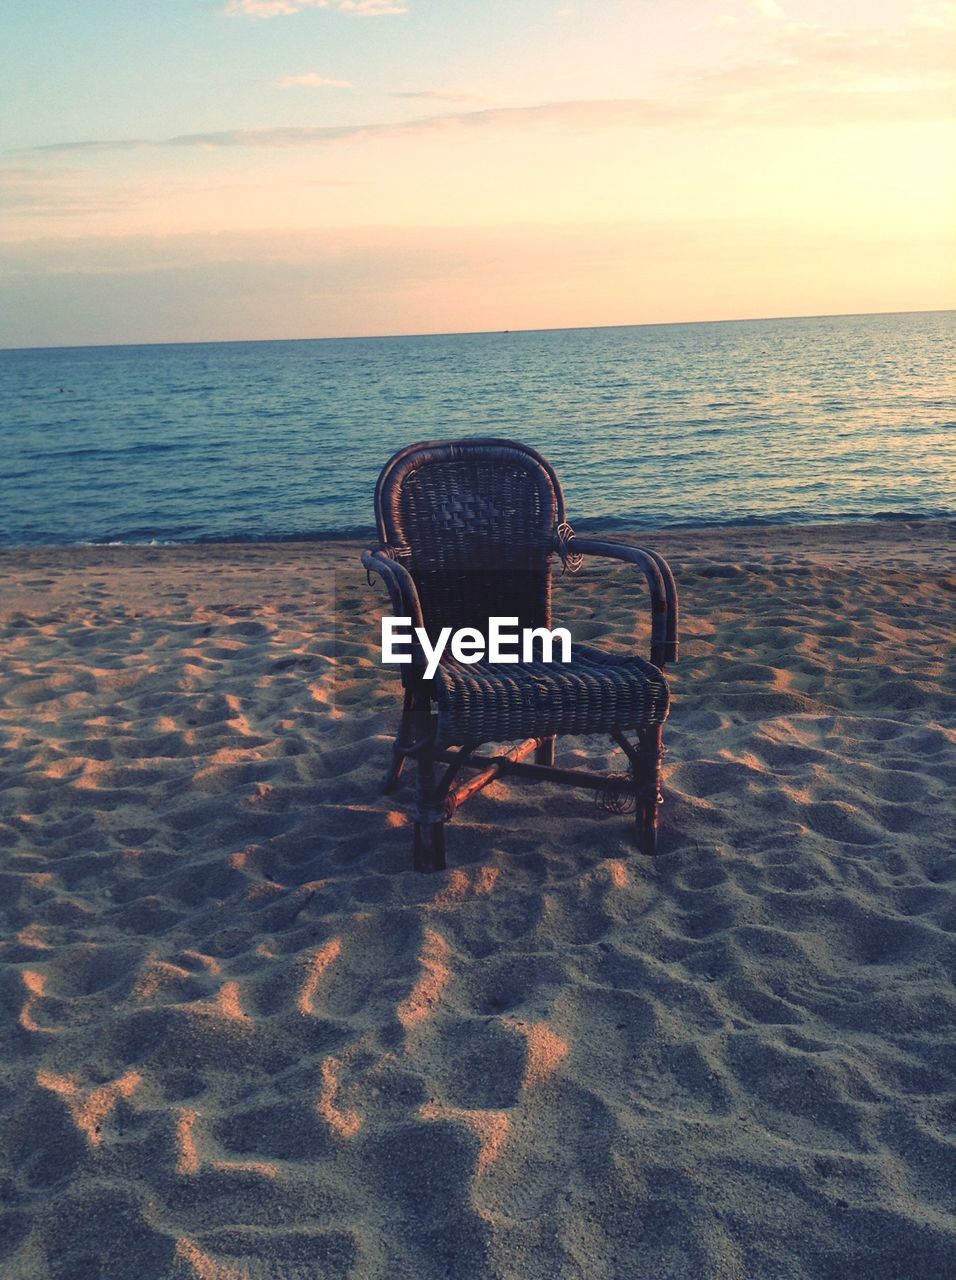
[{"x1": 362, "y1": 439, "x2": 678, "y2": 871}]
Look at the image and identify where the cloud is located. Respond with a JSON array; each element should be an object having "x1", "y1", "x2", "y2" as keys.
[
  {"x1": 692, "y1": 17, "x2": 956, "y2": 100},
  {"x1": 0, "y1": 167, "x2": 361, "y2": 226},
  {"x1": 27, "y1": 87, "x2": 954, "y2": 158},
  {"x1": 774, "y1": 20, "x2": 955, "y2": 78},
  {"x1": 224, "y1": 0, "x2": 405, "y2": 16},
  {"x1": 390, "y1": 90, "x2": 483, "y2": 103},
  {"x1": 751, "y1": 0, "x2": 785, "y2": 20},
  {"x1": 276, "y1": 73, "x2": 352, "y2": 88},
  {"x1": 0, "y1": 167, "x2": 138, "y2": 218},
  {"x1": 24, "y1": 102, "x2": 688, "y2": 156},
  {"x1": 23, "y1": 12, "x2": 956, "y2": 157},
  {"x1": 28, "y1": 138, "x2": 152, "y2": 155}
]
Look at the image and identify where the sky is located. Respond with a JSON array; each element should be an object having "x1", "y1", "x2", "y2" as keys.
[{"x1": 2, "y1": 0, "x2": 954, "y2": 347}]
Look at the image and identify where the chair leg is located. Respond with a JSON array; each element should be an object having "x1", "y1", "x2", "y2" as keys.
[
  {"x1": 412, "y1": 696, "x2": 446, "y2": 873},
  {"x1": 632, "y1": 725, "x2": 664, "y2": 856},
  {"x1": 414, "y1": 810, "x2": 446, "y2": 872},
  {"x1": 383, "y1": 686, "x2": 415, "y2": 794},
  {"x1": 534, "y1": 735, "x2": 556, "y2": 767}
]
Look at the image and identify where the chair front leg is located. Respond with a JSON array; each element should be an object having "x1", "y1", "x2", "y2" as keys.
[
  {"x1": 612, "y1": 725, "x2": 665, "y2": 855},
  {"x1": 383, "y1": 684, "x2": 415, "y2": 794},
  {"x1": 633, "y1": 725, "x2": 665, "y2": 856},
  {"x1": 412, "y1": 689, "x2": 446, "y2": 872}
]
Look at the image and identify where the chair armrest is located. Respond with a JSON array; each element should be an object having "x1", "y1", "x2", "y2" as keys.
[
  {"x1": 558, "y1": 534, "x2": 679, "y2": 669},
  {"x1": 362, "y1": 547, "x2": 427, "y2": 678},
  {"x1": 362, "y1": 547, "x2": 424, "y2": 627}
]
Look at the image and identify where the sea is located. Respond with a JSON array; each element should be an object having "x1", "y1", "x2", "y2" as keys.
[{"x1": 0, "y1": 310, "x2": 953, "y2": 547}]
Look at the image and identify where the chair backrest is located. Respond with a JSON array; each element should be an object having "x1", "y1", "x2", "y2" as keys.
[{"x1": 374, "y1": 438, "x2": 566, "y2": 638}]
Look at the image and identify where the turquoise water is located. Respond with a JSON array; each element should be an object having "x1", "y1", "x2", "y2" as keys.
[{"x1": 0, "y1": 310, "x2": 953, "y2": 546}]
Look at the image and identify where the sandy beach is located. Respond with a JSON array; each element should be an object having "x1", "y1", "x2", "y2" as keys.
[{"x1": 1, "y1": 518, "x2": 955, "y2": 1279}]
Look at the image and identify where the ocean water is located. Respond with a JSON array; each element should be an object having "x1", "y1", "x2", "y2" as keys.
[{"x1": 0, "y1": 310, "x2": 953, "y2": 547}]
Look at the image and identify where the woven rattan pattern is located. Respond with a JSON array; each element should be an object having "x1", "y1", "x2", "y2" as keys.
[
  {"x1": 388, "y1": 451, "x2": 557, "y2": 638},
  {"x1": 431, "y1": 643, "x2": 669, "y2": 748}
]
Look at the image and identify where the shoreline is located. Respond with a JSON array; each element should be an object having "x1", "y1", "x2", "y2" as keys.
[{"x1": 2, "y1": 513, "x2": 954, "y2": 561}]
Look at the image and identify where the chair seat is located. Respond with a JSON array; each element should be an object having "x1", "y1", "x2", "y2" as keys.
[{"x1": 431, "y1": 643, "x2": 669, "y2": 748}]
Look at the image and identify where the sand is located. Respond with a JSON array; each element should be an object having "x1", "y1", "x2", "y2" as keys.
[{"x1": 1, "y1": 519, "x2": 955, "y2": 1280}]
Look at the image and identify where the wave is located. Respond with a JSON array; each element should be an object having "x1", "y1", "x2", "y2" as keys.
[{"x1": 0, "y1": 505, "x2": 930, "y2": 550}]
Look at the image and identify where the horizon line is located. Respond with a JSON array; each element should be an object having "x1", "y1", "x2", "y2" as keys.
[{"x1": 2, "y1": 306, "x2": 953, "y2": 355}]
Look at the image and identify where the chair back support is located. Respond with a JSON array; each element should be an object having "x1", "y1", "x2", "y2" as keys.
[{"x1": 375, "y1": 439, "x2": 566, "y2": 639}]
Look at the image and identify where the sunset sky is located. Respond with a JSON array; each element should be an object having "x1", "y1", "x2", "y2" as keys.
[{"x1": 2, "y1": 0, "x2": 954, "y2": 347}]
